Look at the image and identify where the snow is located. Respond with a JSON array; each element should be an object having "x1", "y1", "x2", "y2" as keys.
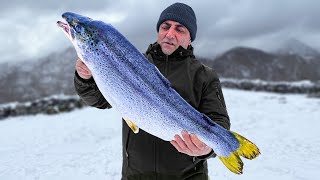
[{"x1": 0, "y1": 88, "x2": 319, "y2": 180}]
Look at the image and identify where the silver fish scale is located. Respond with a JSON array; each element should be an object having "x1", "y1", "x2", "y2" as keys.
[{"x1": 70, "y1": 16, "x2": 239, "y2": 157}]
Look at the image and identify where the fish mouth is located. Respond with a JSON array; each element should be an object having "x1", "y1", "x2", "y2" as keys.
[
  {"x1": 56, "y1": 19, "x2": 70, "y2": 34},
  {"x1": 57, "y1": 18, "x2": 76, "y2": 40}
]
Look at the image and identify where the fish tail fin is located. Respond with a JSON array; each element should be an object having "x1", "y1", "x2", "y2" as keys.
[
  {"x1": 231, "y1": 131, "x2": 261, "y2": 160},
  {"x1": 218, "y1": 152, "x2": 243, "y2": 174},
  {"x1": 217, "y1": 131, "x2": 260, "y2": 174}
]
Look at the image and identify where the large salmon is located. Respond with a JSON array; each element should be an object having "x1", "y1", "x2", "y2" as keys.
[{"x1": 57, "y1": 12, "x2": 260, "y2": 174}]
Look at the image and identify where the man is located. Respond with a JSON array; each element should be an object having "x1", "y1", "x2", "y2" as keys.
[{"x1": 74, "y1": 2, "x2": 230, "y2": 180}]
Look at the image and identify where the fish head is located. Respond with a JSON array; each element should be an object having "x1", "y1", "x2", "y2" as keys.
[{"x1": 56, "y1": 12, "x2": 100, "y2": 63}]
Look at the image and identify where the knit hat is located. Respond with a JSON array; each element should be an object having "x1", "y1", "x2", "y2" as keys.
[{"x1": 157, "y1": 2, "x2": 197, "y2": 41}]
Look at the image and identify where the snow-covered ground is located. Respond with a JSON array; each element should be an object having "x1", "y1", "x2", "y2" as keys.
[{"x1": 0, "y1": 89, "x2": 319, "y2": 180}]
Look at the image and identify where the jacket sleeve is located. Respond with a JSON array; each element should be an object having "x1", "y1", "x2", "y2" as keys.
[
  {"x1": 198, "y1": 69, "x2": 231, "y2": 130},
  {"x1": 74, "y1": 71, "x2": 112, "y2": 109}
]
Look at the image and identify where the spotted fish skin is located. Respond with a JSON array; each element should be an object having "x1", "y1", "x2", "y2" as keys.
[{"x1": 57, "y1": 12, "x2": 260, "y2": 174}]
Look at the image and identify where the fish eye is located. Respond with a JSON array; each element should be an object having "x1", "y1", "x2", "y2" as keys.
[{"x1": 74, "y1": 24, "x2": 82, "y2": 32}]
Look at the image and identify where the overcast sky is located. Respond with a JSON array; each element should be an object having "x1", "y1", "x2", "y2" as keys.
[{"x1": 1, "y1": 0, "x2": 320, "y2": 63}]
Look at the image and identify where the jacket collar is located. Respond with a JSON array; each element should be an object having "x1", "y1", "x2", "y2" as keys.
[{"x1": 146, "y1": 42, "x2": 195, "y2": 61}]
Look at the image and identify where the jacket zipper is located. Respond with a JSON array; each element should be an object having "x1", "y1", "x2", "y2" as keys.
[
  {"x1": 164, "y1": 55, "x2": 169, "y2": 76},
  {"x1": 153, "y1": 55, "x2": 167, "y2": 180},
  {"x1": 154, "y1": 137, "x2": 157, "y2": 179}
]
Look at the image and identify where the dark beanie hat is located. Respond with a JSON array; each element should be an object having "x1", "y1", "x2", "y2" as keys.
[{"x1": 157, "y1": 2, "x2": 197, "y2": 41}]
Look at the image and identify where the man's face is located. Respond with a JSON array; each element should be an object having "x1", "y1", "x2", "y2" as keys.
[{"x1": 157, "y1": 20, "x2": 191, "y2": 55}]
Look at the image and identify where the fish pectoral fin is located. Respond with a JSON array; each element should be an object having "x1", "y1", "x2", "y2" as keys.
[
  {"x1": 218, "y1": 152, "x2": 243, "y2": 175},
  {"x1": 124, "y1": 119, "x2": 139, "y2": 134},
  {"x1": 231, "y1": 131, "x2": 261, "y2": 160}
]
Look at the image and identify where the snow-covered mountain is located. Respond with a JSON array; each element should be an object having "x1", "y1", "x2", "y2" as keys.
[
  {"x1": 1, "y1": 44, "x2": 320, "y2": 105},
  {"x1": 207, "y1": 46, "x2": 320, "y2": 82},
  {"x1": 274, "y1": 38, "x2": 320, "y2": 60},
  {"x1": 0, "y1": 47, "x2": 78, "y2": 104}
]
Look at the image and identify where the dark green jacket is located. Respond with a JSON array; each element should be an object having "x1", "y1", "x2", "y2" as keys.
[{"x1": 74, "y1": 43, "x2": 230, "y2": 180}]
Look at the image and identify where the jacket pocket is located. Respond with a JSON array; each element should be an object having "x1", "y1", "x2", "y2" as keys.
[
  {"x1": 215, "y1": 85, "x2": 227, "y2": 109},
  {"x1": 125, "y1": 129, "x2": 156, "y2": 172}
]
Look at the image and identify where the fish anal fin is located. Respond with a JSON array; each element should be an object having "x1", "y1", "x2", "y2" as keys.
[
  {"x1": 218, "y1": 153, "x2": 243, "y2": 175},
  {"x1": 124, "y1": 119, "x2": 139, "y2": 134},
  {"x1": 231, "y1": 131, "x2": 261, "y2": 160}
]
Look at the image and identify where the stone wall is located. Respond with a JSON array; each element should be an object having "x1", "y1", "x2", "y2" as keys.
[
  {"x1": 220, "y1": 79, "x2": 320, "y2": 94},
  {"x1": 0, "y1": 95, "x2": 86, "y2": 120}
]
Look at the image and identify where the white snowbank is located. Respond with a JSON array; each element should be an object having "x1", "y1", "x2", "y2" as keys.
[{"x1": 0, "y1": 89, "x2": 319, "y2": 180}]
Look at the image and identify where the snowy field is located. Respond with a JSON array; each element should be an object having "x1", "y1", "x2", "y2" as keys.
[{"x1": 0, "y1": 88, "x2": 319, "y2": 180}]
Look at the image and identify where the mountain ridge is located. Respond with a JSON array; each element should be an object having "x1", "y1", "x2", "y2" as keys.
[{"x1": 1, "y1": 41, "x2": 319, "y2": 104}]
